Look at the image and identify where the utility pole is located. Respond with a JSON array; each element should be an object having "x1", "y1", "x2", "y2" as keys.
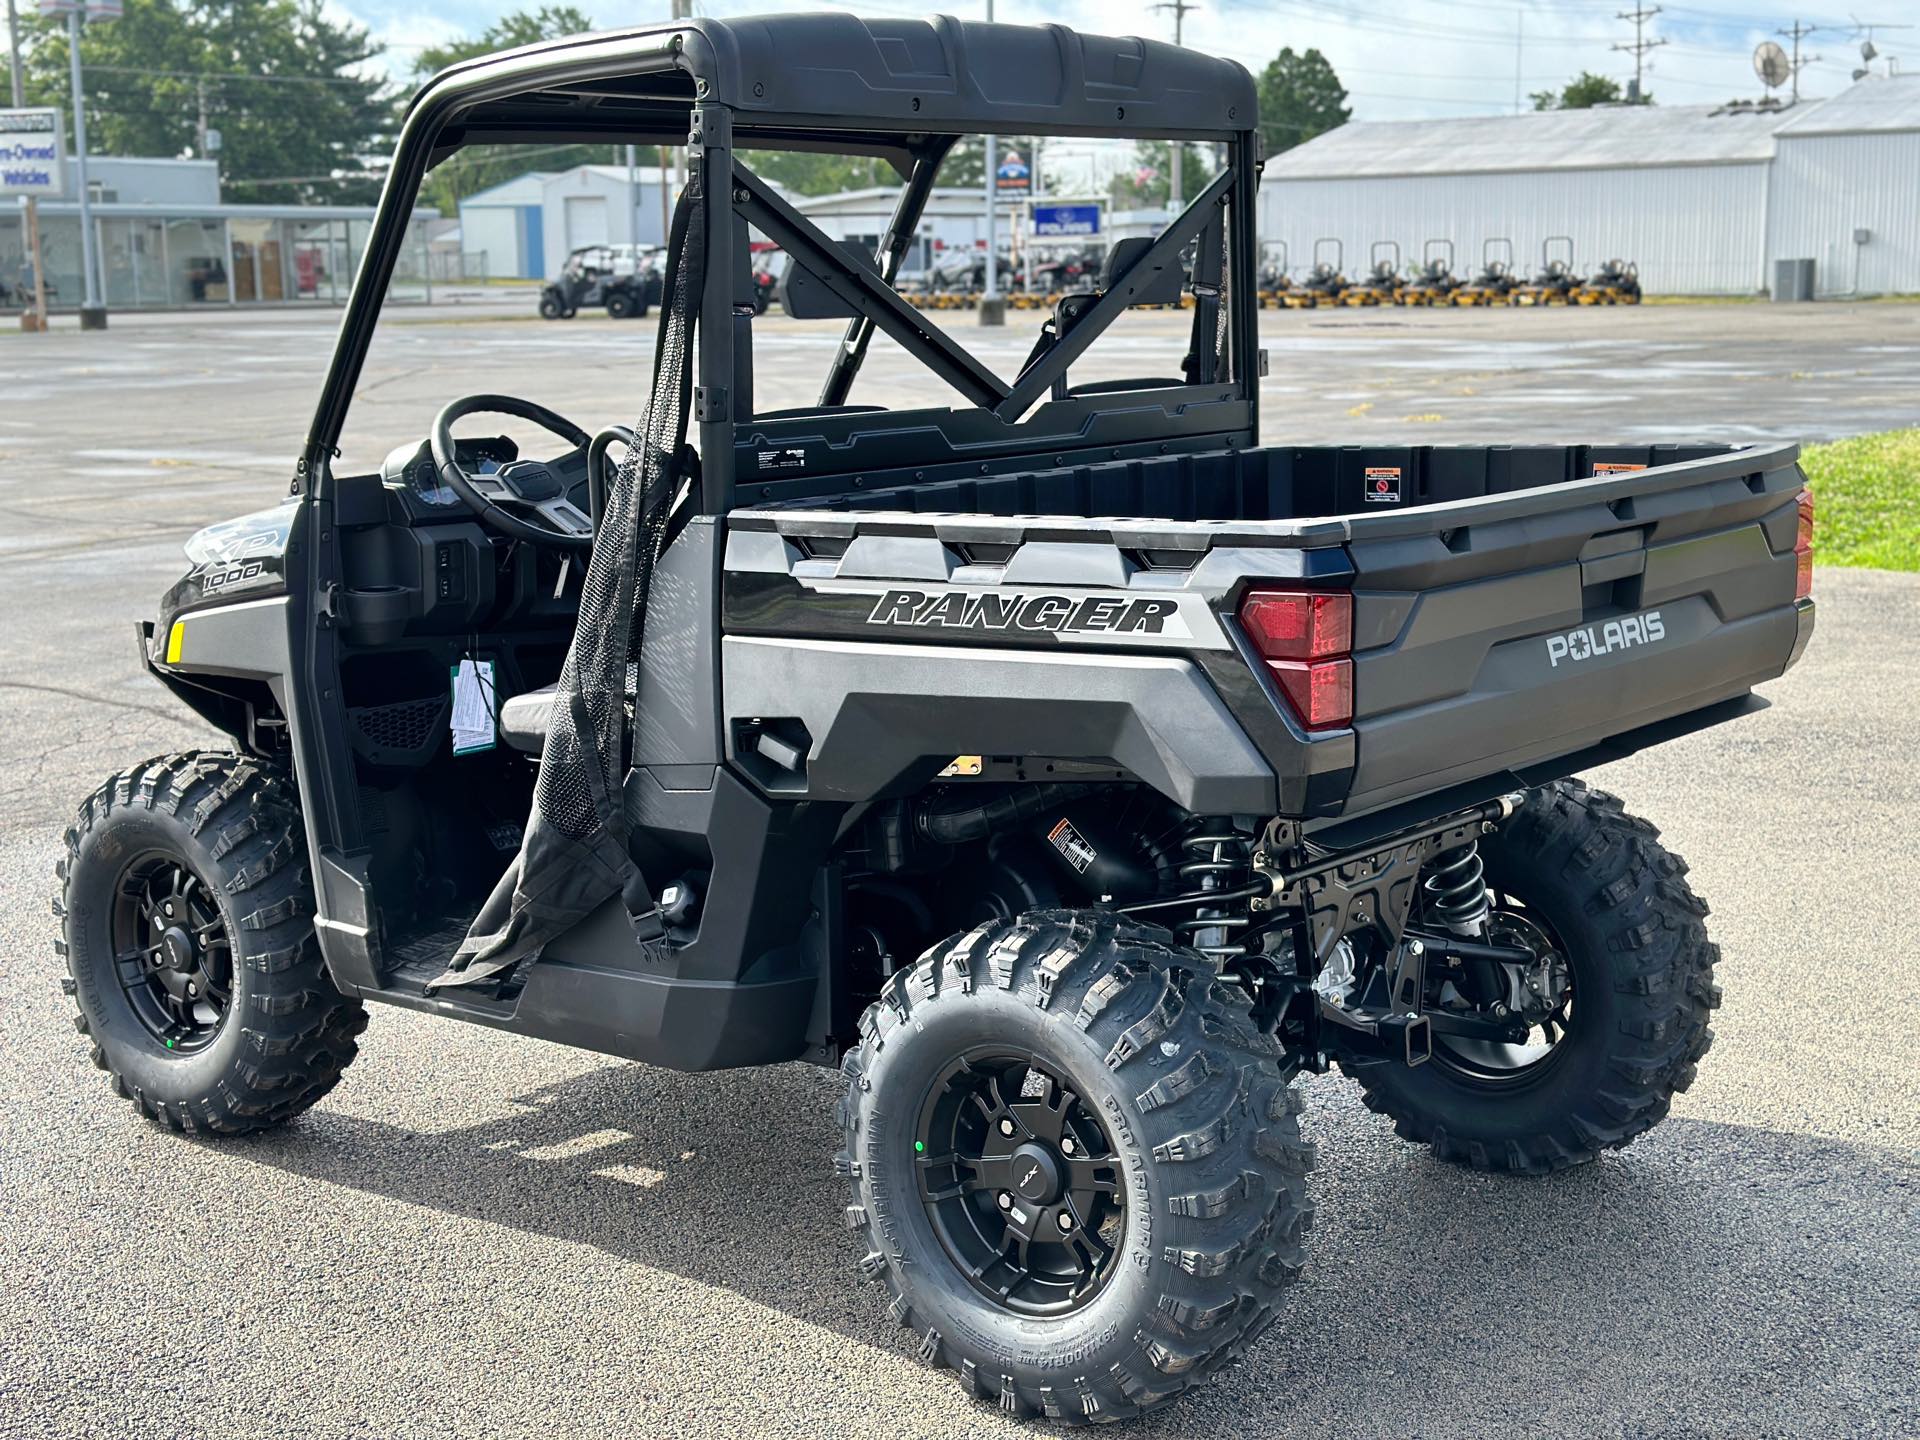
[
  {"x1": 1612, "y1": 5, "x2": 1666, "y2": 104},
  {"x1": 195, "y1": 76, "x2": 208, "y2": 158},
  {"x1": 65, "y1": 5, "x2": 103, "y2": 326},
  {"x1": 1778, "y1": 20, "x2": 1821, "y2": 103},
  {"x1": 1513, "y1": 8, "x2": 1524, "y2": 115},
  {"x1": 981, "y1": 0, "x2": 1001, "y2": 325},
  {"x1": 1151, "y1": 0, "x2": 1198, "y2": 207},
  {"x1": 6, "y1": 0, "x2": 47, "y2": 330}
]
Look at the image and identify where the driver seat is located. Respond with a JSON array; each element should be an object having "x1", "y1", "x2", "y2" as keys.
[{"x1": 500, "y1": 684, "x2": 557, "y2": 753}]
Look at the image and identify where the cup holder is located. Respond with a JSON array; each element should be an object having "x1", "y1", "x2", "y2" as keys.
[{"x1": 342, "y1": 585, "x2": 409, "y2": 645}]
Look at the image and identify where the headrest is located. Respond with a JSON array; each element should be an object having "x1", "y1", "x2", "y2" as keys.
[
  {"x1": 1099, "y1": 236, "x2": 1184, "y2": 306},
  {"x1": 777, "y1": 241, "x2": 880, "y2": 319}
]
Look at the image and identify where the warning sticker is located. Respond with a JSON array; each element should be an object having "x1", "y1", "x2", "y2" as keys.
[
  {"x1": 1363, "y1": 465, "x2": 1403, "y2": 503},
  {"x1": 758, "y1": 446, "x2": 806, "y2": 471},
  {"x1": 1592, "y1": 462, "x2": 1648, "y2": 476},
  {"x1": 1047, "y1": 817, "x2": 1098, "y2": 875}
]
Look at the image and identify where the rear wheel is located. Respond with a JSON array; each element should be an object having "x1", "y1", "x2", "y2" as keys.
[
  {"x1": 839, "y1": 910, "x2": 1313, "y2": 1423},
  {"x1": 55, "y1": 752, "x2": 366, "y2": 1135},
  {"x1": 605, "y1": 288, "x2": 637, "y2": 320},
  {"x1": 1347, "y1": 781, "x2": 1719, "y2": 1173}
]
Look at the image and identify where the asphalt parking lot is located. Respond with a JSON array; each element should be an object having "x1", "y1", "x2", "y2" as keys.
[{"x1": 1, "y1": 301, "x2": 1916, "y2": 1439}]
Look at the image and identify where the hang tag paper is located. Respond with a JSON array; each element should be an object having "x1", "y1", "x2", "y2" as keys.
[{"x1": 450, "y1": 657, "x2": 496, "y2": 755}]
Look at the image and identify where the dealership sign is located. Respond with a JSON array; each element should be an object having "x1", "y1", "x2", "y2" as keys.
[
  {"x1": 995, "y1": 149, "x2": 1032, "y2": 195},
  {"x1": 1032, "y1": 203, "x2": 1100, "y2": 238},
  {"x1": 0, "y1": 109, "x2": 65, "y2": 197}
]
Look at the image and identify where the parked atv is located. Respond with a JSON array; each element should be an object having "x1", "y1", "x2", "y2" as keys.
[
  {"x1": 538, "y1": 243, "x2": 664, "y2": 320},
  {"x1": 55, "y1": 12, "x2": 1815, "y2": 1428}
]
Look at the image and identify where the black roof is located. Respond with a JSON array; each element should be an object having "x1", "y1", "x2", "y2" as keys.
[{"x1": 427, "y1": 11, "x2": 1256, "y2": 142}]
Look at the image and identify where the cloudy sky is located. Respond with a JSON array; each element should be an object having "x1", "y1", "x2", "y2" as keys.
[{"x1": 340, "y1": 0, "x2": 1896, "y2": 117}]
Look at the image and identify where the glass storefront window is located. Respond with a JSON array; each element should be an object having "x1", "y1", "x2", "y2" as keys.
[
  {"x1": 0, "y1": 206, "x2": 433, "y2": 308},
  {"x1": 165, "y1": 218, "x2": 229, "y2": 303}
]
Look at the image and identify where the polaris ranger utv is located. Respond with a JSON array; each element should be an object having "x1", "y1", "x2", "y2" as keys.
[{"x1": 55, "y1": 13, "x2": 1816, "y2": 1426}]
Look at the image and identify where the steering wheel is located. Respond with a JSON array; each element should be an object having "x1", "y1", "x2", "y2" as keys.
[{"x1": 431, "y1": 394, "x2": 595, "y2": 550}]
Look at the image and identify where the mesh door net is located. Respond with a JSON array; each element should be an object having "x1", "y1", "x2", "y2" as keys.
[{"x1": 432, "y1": 189, "x2": 705, "y2": 990}]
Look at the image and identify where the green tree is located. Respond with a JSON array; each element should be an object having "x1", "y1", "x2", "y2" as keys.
[
  {"x1": 408, "y1": 7, "x2": 625, "y2": 215},
  {"x1": 1531, "y1": 71, "x2": 1646, "y2": 110},
  {"x1": 25, "y1": 0, "x2": 393, "y2": 204},
  {"x1": 411, "y1": 4, "x2": 593, "y2": 75},
  {"x1": 1257, "y1": 47, "x2": 1350, "y2": 155},
  {"x1": 1108, "y1": 141, "x2": 1214, "y2": 210}
]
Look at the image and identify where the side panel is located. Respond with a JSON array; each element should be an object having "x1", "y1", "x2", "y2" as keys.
[
  {"x1": 721, "y1": 634, "x2": 1277, "y2": 814},
  {"x1": 720, "y1": 521, "x2": 1362, "y2": 814}
]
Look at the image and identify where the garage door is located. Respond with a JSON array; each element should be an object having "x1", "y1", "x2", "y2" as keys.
[{"x1": 564, "y1": 196, "x2": 609, "y2": 251}]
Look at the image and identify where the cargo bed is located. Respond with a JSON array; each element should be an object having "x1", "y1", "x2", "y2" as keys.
[{"x1": 727, "y1": 439, "x2": 1815, "y2": 820}]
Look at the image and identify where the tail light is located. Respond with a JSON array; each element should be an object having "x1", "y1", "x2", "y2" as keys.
[
  {"x1": 1795, "y1": 486, "x2": 1814, "y2": 601},
  {"x1": 1238, "y1": 588, "x2": 1354, "y2": 730}
]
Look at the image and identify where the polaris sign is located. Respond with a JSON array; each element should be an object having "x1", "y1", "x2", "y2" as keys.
[
  {"x1": 0, "y1": 109, "x2": 65, "y2": 197},
  {"x1": 1032, "y1": 203, "x2": 1100, "y2": 238}
]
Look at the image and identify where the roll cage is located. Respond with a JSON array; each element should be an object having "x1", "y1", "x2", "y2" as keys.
[
  {"x1": 281, "y1": 14, "x2": 1263, "y2": 977},
  {"x1": 300, "y1": 13, "x2": 1264, "y2": 513}
]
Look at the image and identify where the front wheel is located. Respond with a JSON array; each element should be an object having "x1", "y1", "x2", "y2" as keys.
[
  {"x1": 839, "y1": 910, "x2": 1314, "y2": 1424},
  {"x1": 55, "y1": 752, "x2": 366, "y2": 1135},
  {"x1": 538, "y1": 291, "x2": 565, "y2": 320},
  {"x1": 1347, "y1": 780, "x2": 1720, "y2": 1173}
]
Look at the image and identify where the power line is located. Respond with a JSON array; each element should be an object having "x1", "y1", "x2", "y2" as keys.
[
  {"x1": 1778, "y1": 18, "x2": 1821, "y2": 101},
  {"x1": 1613, "y1": 5, "x2": 1667, "y2": 102}
]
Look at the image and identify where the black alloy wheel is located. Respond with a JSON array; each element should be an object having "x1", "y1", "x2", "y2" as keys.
[
  {"x1": 1346, "y1": 780, "x2": 1721, "y2": 1174},
  {"x1": 112, "y1": 852, "x2": 233, "y2": 1053},
  {"x1": 1428, "y1": 897, "x2": 1575, "y2": 1087},
  {"x1": 915, "y1": 1051, "x2": 1123, "y2": 1317}
]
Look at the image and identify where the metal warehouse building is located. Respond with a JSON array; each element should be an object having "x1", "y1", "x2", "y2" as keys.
[{"x1": 1259, "y1": 72, "x2": 1920, "y2": 297}]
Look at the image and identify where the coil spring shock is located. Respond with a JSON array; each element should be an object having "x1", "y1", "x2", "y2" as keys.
[
  {"x1": 1423, "y1": 838, "x2": 1491, "y2": 934},
  {"x1": 1177, "y1": 824, "x2": 1253, "y2": 960}
]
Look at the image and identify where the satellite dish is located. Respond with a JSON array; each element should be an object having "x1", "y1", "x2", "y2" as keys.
[
  {"x1": 1861, "y1": 39, "x2": 1878, "y2": 62},
  {"x1": 1755, "y1": 40, "x2": 1791, "y2": 88}
]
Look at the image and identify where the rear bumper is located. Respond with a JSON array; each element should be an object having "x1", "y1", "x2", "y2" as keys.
[{"x1": 1786, "y1": 595, "x2": 1817, "y2": 671}]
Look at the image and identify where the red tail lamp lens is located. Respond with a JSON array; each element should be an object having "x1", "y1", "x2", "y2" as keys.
[
  {"x1": 1795, "y1": 486, "x2": 1814, "y2": 601},
  {"x1": 1239, "y1": 590, "x2": 1352, "y2": 660},
  {"x1": 1268, "y1": 657, "x2": 1354, "y2": 730},
  {"x1": 1239, "y1": 588, "x2": 1355, "y2": 730}
]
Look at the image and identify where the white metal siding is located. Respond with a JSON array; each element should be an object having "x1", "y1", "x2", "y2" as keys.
[
  {"x1": 1259, "y1": 163, "x2": 1768, "y2": 295},
  {"x1": 458, "y1": 207, "x2": 524, "y2": 278},
  {"x1": 1766, "y1": 131, "x2": 1920, "y2": 296}
]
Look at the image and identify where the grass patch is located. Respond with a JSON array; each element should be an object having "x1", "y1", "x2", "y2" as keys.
[{"x1": 1800, "y1": 428, "x2": 1920, "y2": 571}]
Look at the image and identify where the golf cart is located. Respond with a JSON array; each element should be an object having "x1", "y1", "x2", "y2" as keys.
[
  {"x1": 539, "y1": 242, "x2": 664, "y2": 319},
  {"x1": 56, "y1": 12, "x2": 1815, "y2": 1426}
]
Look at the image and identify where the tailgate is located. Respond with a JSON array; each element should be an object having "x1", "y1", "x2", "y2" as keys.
[{"x1": 1340, "y1": 444, "x2": 1812, "y2": 814}]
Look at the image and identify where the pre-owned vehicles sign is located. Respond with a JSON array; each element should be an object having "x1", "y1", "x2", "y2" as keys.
[{"x1": 0, "y1": 109, "x2": 65, "y2": 197}]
